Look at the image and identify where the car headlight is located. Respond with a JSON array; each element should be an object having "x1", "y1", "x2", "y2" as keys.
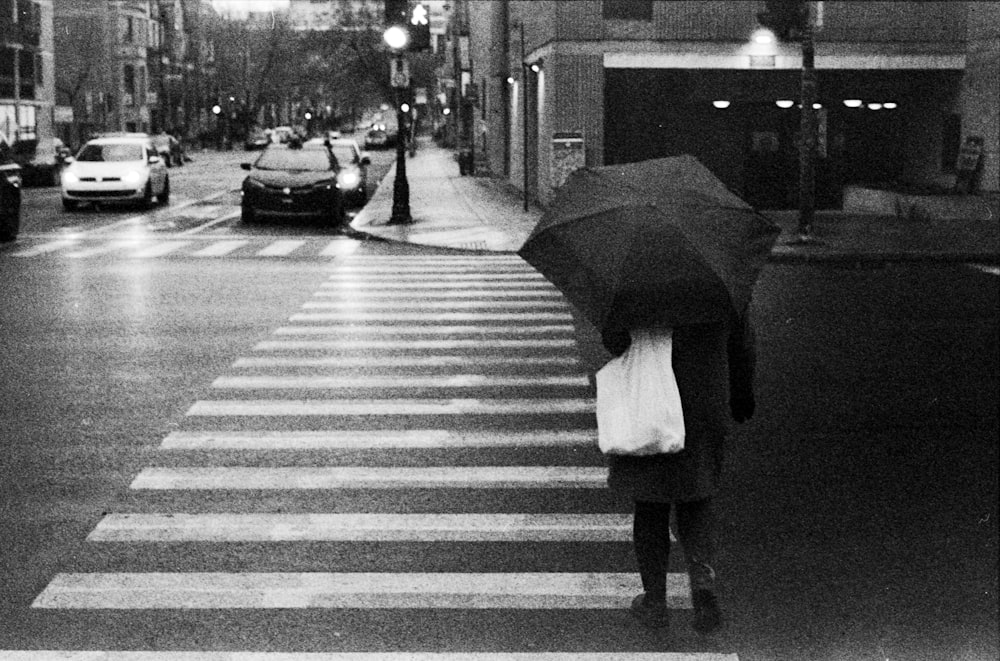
[
  {"x1": 338, "y1": 170, "x2": 360, "y2": 188},
  {"x1": 61, "y1": 170, "x2": 79, "y2": 185},
  {"x1": 123, "y1": 170, "x2": 144, "y2": 185}
]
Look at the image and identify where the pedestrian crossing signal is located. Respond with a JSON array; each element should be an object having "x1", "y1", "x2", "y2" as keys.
[{"x1": 408, "y1": 2, "x2": 431, "y2": 52}]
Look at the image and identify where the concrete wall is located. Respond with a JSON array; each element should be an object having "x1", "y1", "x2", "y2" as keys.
[{"x1": 961, "y1": 1, "x2": 1000, "y2": 193}]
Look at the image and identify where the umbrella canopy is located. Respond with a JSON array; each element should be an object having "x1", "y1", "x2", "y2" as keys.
[{"x1": 518, "y1": 155, "x2": 780, "y2": 329}]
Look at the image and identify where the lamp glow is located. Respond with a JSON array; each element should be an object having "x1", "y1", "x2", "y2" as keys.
[
  {"x1": 843, "y1": 99, "x2": 863, "y2": 108},
  {"x1": 712, "y1": 100, "x2": 731, "y2": 109},
  {"x1": 883, "y1": 102, "x2": 897, "y2": 109},
  {"x1": 776, "y1": 99, "x2": 795, "y2": 109},
  {"x1": 867, "y1": 103, "x2": 883, "y2": 110},
  {"x1": 530, "y1": 63, "x2": 541, "y2": 73},
  {"x1": 383, "y1": 25, "x2": 408, "y2": 50}
]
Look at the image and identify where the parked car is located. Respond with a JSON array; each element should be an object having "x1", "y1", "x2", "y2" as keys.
[
  {"x1": 11, "y1": 137, "x2": 72, "y2": 186},
  {"x1": 0, "y1": 130, "x2": 22, "y2": 241},
  {"x1": 60, "y1": 136, "x2": 170, "y2": 210},
  {"x1": 240, "y1": 144, "x2": 345, "y2": 227},
  {"x1": 150, "y1": 132, "x2": 184, "y2": 167},
  {"x1": 327, "y1": 138, "x2": 370, "y2": 207}
]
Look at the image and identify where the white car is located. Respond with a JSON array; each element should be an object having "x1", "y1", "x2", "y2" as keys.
[{"x1": 61, "y1": 136, "x2": 169, "y2": 210}]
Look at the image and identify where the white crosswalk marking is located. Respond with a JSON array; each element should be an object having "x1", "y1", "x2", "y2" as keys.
[
  {"x1": 159, "y1": 429, "x2": 595, "y2": 449},
  {"x1": 130, "y1": 241, "x2": 192, "y2": 258},
  {"x1": 256, "y1": 240, "x2": 306, "y2": 256},
  {"x1": 64, "y1": 240, "x2": 139, "y2": 258},
  {"x1": 190, "y1": 240, "x2": 247, "y2": 256},
  {"x1": 88, "y1": 513, "x2": 632, "y2": 542},
  {"x1": 32, "y1": 572, "x2": 691, "y2": 609},
  {"x1": 10, "y1": 239, "x2": 78, "y2": 256},
  {"x1": 22, "y1": 252, "x2": 736, "y2": 659}
]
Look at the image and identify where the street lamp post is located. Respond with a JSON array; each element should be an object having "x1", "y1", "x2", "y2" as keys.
[{"x1": 385, "y1": 27, "x2": 412, "y2": 225}]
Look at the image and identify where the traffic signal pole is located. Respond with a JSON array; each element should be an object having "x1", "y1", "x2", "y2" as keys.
[{"x1": 389, "y1": 79, "x2": 412, "y2": 225}]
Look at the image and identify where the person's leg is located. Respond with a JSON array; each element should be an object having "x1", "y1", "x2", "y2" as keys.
[
  {"x1": 630, "y1": 500, "x2": 672, "y2": 628},
  {"x1": 676, "y1": 498, "x2": 721, "y2": 634}
]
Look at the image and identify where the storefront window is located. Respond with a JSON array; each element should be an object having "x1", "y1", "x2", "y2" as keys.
[{"x1": 603, "y1": 0, "x2": 653, "y2": 21}]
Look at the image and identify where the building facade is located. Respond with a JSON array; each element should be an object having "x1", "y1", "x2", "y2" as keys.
[
  {"x1": 53, "y1": 0, "x2": 218, "y2": 148},
  {"x1": 1, "y1": 0, "x2": 55, "y2": 151},
  {"x1": 460, "y1": 1, "x2": 999, "y2": 208}
]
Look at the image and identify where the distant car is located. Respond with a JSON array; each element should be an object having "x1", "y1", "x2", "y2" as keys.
[
  {"x1": 327, "y1": 139, "x2": 370, "y2": 207},
  {"x1": 0, "y1": 130, "x2": 22, "y2": 241},
  {"x1": 271, "y1": 126, "x2": 294, "y2": 144},
  {"x1": 11, "y1": 137, "x2": 72, "y2": 186},
  {"x1": 365, "y1": 128, "x2": 389, "y2": 149},
  {"x1": 60, "y1": 136, "x2": 170, "y2": 210},
  {"x1": 239, "y1": 144, "x2": 346, "y2": 227},
  {"x1": 150, "y1": 133, "x2": 184, "y2": 167},
  {"x1": 244, "y1": 129, "x2": 270, "y2": 151}
]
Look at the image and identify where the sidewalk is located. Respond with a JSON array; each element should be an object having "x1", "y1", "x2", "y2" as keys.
[{"x1": 352, "y1": 139, "x2": 1000, "y2": 263}]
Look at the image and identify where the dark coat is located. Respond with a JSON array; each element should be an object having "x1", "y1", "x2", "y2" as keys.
[{"x1": 602, "y1": 313, "x2": 756, "y2": 503}]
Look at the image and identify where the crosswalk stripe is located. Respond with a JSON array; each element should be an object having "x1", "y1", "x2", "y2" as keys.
[
  {"x1": 10, "y1": 239, "x2": 78, "y2": 256},
  {"x1": 313, "y1": 289, "x2": 563, "y2": 299},
  {"x1": 328, "y1": 273, "x2": 546, "y2": 281},
  {"x1": 130, "y1": 241, "x2": 192, "y2": 258},
  {"x1": 130, "y1": 466, "x2": 605, "y2": 489},
  {"x1": 330, "y1": 266, "x2": 538, "y2": 274},
  {"x1": 301, "y1": 300, "x2": 566, "y2": 310},
  {"x1": 343, "y1": 256, "x2": 526, "y2": 262},
  {"x1": 185, "y1": 398, "x2": 595, "y2": 416},
  {"x1": 320, "y1": 281, "x2": 554, "y2": 290},
  {"x1": 32, "y1": 572, "x2": 690, "y2": 610},
  {"x1": 160, "y1": 429, "x2": 595, "y2": 449},
  {"x1": 210, "y1": 374, "x2": 591, "y2": 389},
  {"x1": 319, "y1": 239, "x2": 361, "y2": 257},
  {"x1": 289, "y1": 312, "x2": 572, "y2": 322},
  {"x1": 0, "y1": 654, "x2": 738, "y2": 660},
  {"x1": 88, "y1": 513, "x2": 631, "y2": 542},
  {"x1": 232, "y1": 355, "x2": 581, "y2": 368},
  {"x1": 64, "y1": 240, "x2": 138, "y2": 258},
  {"x1": 256, "y1": 240, "x2": 306, "y2": 256},
  {"x1": 272, "y1": 324, "x2": 574, "y2": 336},
  {"x1": 254, "y1": 339, "x2": 576, "y2": 350},
  {"x1": 191, "y1": 240, "x2": 248, "y2": 257}
]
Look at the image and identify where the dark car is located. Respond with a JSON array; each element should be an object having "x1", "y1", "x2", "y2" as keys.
[
  {"x1": 0, "y1": 130, "x2": 23, "y2": 241},
  {"x1": 12, "y1": 137, "x2": 72, "y2": 186},
  {"x1": 240, "y1": 144, "x2": 346, "y2": 227}
]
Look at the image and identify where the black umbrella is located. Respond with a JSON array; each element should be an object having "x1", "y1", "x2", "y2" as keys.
[{"x1": 518, "y1": 155, "x2": 780, "y2": 329}]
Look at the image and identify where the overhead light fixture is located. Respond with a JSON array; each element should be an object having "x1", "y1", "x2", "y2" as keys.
[
  {"x1": 712, "y1": 100, "x2": 731, "y2": 109},
  {"x1": 776, "y1": 99, "x2": 795, "y2": 109},
  {"x1": 812, "y1": 103, "x2": 823, "y2": 110},
  {"x1": 883, "y1": 102, "x2": 897, "y2": 109},
  {"x1": 843, "y1": 99, "x2": 863, "y2": 108},
  {"x1": 752, "y1": 29, "x2": 775, "y2": 45},
  {"x1": 867, "y1": 102, "x2": 883, "y2": 110}
]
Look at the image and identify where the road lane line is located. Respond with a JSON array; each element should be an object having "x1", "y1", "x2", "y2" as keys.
[
  {"x1": 88, "y1": 513, "x2": 631, "y2": 542},
  {"x1": 232, "y1": 355, "x2": 581, "y2": 368},
  {"x1": 32, "y1": 572, "x2": 690, "y2": 609},
  {"x1": 160, "y1": 429, "x2": 595, "y2": 449},
  {"x1": 129, "y1": 466, "x2": 606, "y2": 489},
  {"x1": 256, "y1": 240, "x2": 307, "y2": 256},
  {"x1": 210, "y1": 374, "x2": 591, "y2": 389},
  {"x1": 328, "y1": 272, "x2": 546, "y2": 281},
  {"x1": 253, "y1": 339, "x2": 576, "y2": 350},
  {"x1": 319, "y1": 239, "x2": 361, "y2": 257},
  {"x1": 64, "y1": 240, "x2": 141, "y2": 258},
  {"x1": 271, "y1": 324, "x2": 574, "y2": 335},
  {"x1": 185, "y1": 398, "x2": 595, "y2": 416},
  {"x1": 177, "y1": 209, "x2": 242, "y2": 235},
  {"x1": 190, "y1": 240, "x2": 248, "y2": 257}
]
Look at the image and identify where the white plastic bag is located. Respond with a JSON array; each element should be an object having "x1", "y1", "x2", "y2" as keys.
[{"x1": 596, "y1": 328, "x2": 685, "y2": 455}]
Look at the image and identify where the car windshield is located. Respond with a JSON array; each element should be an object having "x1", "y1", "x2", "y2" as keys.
[
  {"x1": 255, "y1": 148, "x2": 332, "y2": 172},
  {"x1": 330, "y1": 146, "x2": 357, "y2": 164},
  {"x1": 77, "y1": 143, "x2": 145, "y2": 162}
]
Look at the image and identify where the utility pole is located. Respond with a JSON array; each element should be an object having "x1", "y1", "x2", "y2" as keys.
[{"x1": 798, "y1": 6, "x2": 817, "y2": 239}]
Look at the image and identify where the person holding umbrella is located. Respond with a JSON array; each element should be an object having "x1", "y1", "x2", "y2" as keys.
[
  {"x1": 518, "y1": 155, "x2": 779, "y2": 634},
  {"x1": 601, "y1": 310, "x2": 757, "y2": 633}
]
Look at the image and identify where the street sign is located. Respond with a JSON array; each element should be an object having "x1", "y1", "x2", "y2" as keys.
[{"x1": 390, "y1": 57, "x2": 410, "y2": 89}]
